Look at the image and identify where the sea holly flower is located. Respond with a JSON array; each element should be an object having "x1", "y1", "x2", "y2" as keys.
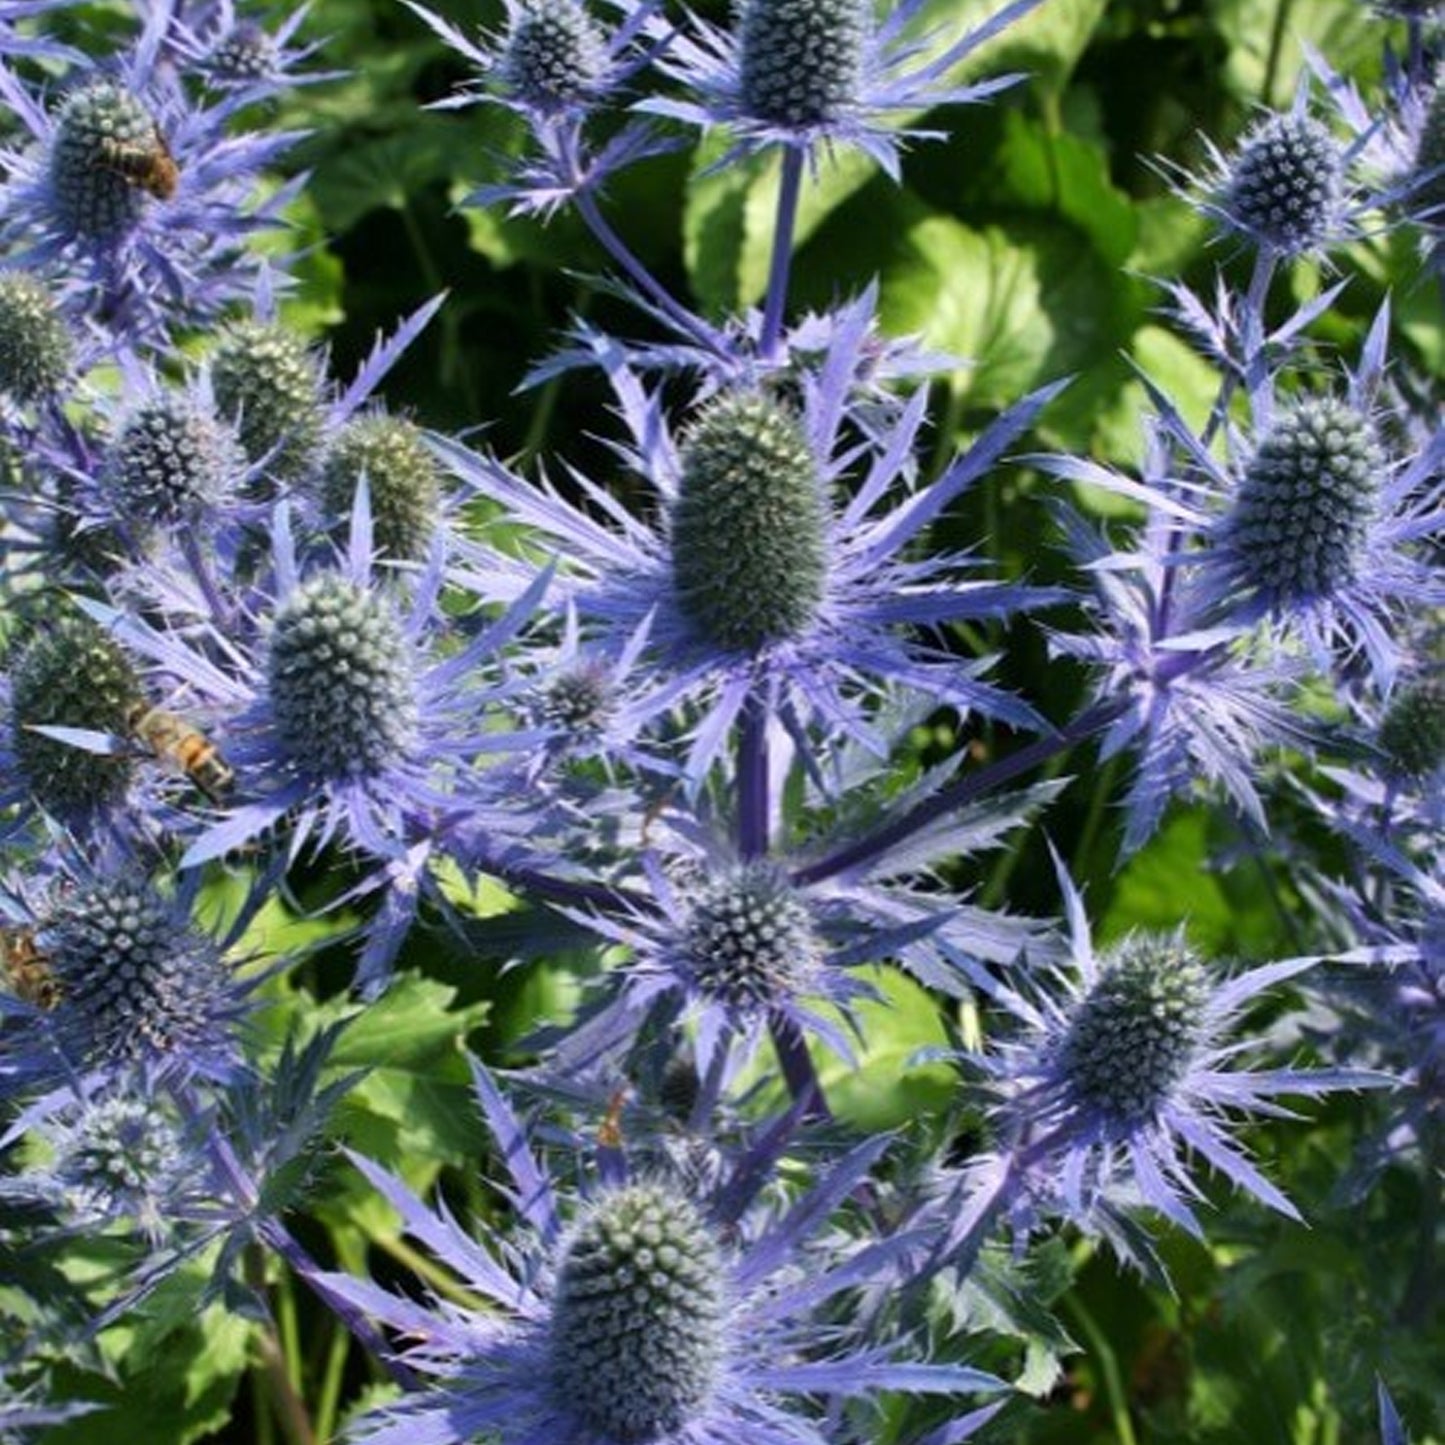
[
  {"x1": 440, "y1": 324, "x2": 1064, "y2": 782},
  {"x1": 0, "y1": 858, "x2": 266, "y2": 1110},
  {"x1": 1062, "y1": 306, "x2": 1445, "y2": 689},
  {"x1": 166, "y1": 0, "x2": 333, "y2": 98},
  {"x1": 324, "y1": 1065, "x2": 1002, "y2": 1445},
  {"x1": 0, "y1": 270, "x2": 75, "y2": 405},
  {"x1": 317, "y1": 414, "x2": 441, "y2": 562},
  {"x1": 0, "y1": 17, "x2": 304, "y2": 346},
  {"x1": 1166, "y1": 77, "x2": 1372, "y2": 261},
  {"x1": 644, "y1": 0, "x2": 1047, "y2": 177},
  {"x1": 407, "y1": 0, "x2": 677, "y2": 215},
  {"x1": 934, "y1": 855, "x2": 1386, "y2": 1269},
  {"x1": 1038, "y1": 462, "x2": 1315, "y2": 852}
]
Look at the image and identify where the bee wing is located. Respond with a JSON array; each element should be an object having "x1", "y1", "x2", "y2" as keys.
[{"x1": 24, "y1": 723, "x2": 132, "y2": 755}]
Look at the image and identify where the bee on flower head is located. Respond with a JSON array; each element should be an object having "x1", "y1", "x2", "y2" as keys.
[
  {"x1": 95, "y1": 127, "x2": 179, "y2": 201},
  {"x1": 126, "y1": 701, "x2": 234, "y2": 803},
  {"x1": 0, "y1": 925, "x2": 61, "y2": 1009}
]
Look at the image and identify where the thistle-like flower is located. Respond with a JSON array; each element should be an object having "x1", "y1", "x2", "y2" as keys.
[
  {"x1": 0, "y1": 860, "x2": 261, "y2": 1107},
  {"x1": 318, "y1": 414, "x2": 441, "y2": 561},
  {"x1": 0, "y1": 270, "x2": 74, "y2": 404},
  {"x1": 934, "y1": 856, "x2": 1384, "y2": 1270},
  {"x1": 326, "y1": 1065, "x2": 1001, "y2": 1445},
  {"x1": 440, "y1": 323, "x2": 1063, "y2": 782},
  {"x1": 645, "y1": 0, "x2": 1047, "y2": 177},
  {"x1": 0, "y1": 25, "x2": 304, "y2": 345}
]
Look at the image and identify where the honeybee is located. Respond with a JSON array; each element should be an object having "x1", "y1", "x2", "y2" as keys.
[
  {"x1": 96, "y1": 128, "x2": 179, "y2": 201},
  {"x1": 597, "y1": 1086, "x2": 629, "y2": 1150},
  {"x1": 127, "y1": 702, "x2": 234, "y2": 803},
  {"x1": 0, "y1": 926, "x2": 61, "y2": 1010}
]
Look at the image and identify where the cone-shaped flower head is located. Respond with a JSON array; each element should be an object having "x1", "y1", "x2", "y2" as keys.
[
  {"x1": 498, "y1": 0, "x2": 609, "y2": 111},
  {"x1": 48, "y1": 79, "x2": 168, "y2": 241},
  {"x1": 320, "y1": 416, "x2": 440, "y2": 561},
  {"x1": 736, "y1": 0, "x2": 869, "y2": 129},
  {"x1": 0, "y1": 271, "x2": 72, "y2": 403},
  {"x1": 1224, "y1": 397, "x2": 1382, "y2": 608},
  {"x1": 9, "y1": 610, "x2": 142, "y2": 818},
  {"x1": 39, "y1": 876, "x2": 236, "y2": 1069},
  {"x1": 45, "y1": 1092, "x2": 189, "y2": 1237},
  {"x1": 550, "y1": 1183, "x2": 724, "y2": 1442},
  {"x1": 104, "y1": 393, "x2": 234, "y2": 528},
  {"x1": 211, "y1": 321, "x2": 325, "y2": 486},
  {"x1": 1377, "y1": 675, "x2": 1445, "y2": 782},
  {"x1": 537, "y1": 662, "x2": 614, "y2": 739},
  {"x1": 671, "y1": 392, "x2": 828, "y2": 654},
  {"x1": 267, "y1": 573, "x2": 418, "y2": 783},
  {"x1": 207, "y1": 21, "x2": 280, "y2": 83},
  {"x1": 680, "y1": 861, "x2": 822, "y2": 1010},
  {"x1": 1221, "y1": 112, "x2": 1345, "y2": 255},
  {"x1": 1058, "y1": 935, "x2": 1209, "y2": 1125}
]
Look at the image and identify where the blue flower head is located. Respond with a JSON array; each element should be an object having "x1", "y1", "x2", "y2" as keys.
[
  {"x1": 443, "y1": 322, "x2": 1063, "y2": 783},
  {"x1": 937, "y1": 855, "x2": 1385, "y2": 1268},
  {"x1": 0, "y1": 269, "x2": 75, "y2": 405},
  {"x1": 327, "y1": 1064, "x2": 1000, "y2": 1445},
  {"x1": 645, "y1": 0, "x2": 1047, "y2": 177},
  {"x1": 0, "y1": 21, "x2": 303, "y2": 345}
]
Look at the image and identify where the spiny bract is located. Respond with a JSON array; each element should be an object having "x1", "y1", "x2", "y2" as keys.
[
  {"x1": 550, "y1": 1182, "x2": 724, "y2": 1443},
  {"x1": 671, "y1": 392, "x2": 828, "y2": 654}
]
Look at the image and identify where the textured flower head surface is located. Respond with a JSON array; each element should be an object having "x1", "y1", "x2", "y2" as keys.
[
  {"x1": 328, "y1": 1064, "x2": 1000, "y2": 1445},
  {"x1": 1036, "y1": 465, "x2": 1314, "y2": 853},
  {"x1": 406, "y1": 0, "x2": 676, "y2": 215},
  {"x1": 937, "y1": 854, "x2": 1383, "y2": 1265},
  {"x1": 1159, "y1": 74, "x2": 1376, "y2": 262},
  {"x1": 0, "y1": 857, "x2": 263, "y2": 1106},
  {"x1": 539, "y1": 770, "x2": 1054, "y2": 1086},
  {"x1": 0, "y1": 269, "x2": 75, "y2": 405},
  {"x1": 643, "y1": 0, "x2": 1046, "y2": 177},
  {"x1": 0, "y1": 1086, "x2": 206, "y2": 1244},
  {"x1": 439, "y1": 321, "x2": 1063, "y2": 784},
  {"x1": 0, "y1": 13, "x2": 305, "y2": 345},
  {"x1": 1058, "y1": 307, "x2": 1445, "y2": 689},
  {"x1": 98, "y1": 490, "x2": 549, "y2": 879},
  {"x1": 166, "y1": 0, "x2": 334, "y2": 97}
]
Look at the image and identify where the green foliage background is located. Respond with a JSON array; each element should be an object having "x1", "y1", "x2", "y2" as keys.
[{"x1": 13, "y1": 0, "x2": 1443, "y2": 1442}]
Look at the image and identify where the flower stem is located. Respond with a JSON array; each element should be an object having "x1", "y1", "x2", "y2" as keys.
[
  {"x1": 245, "y1": 1245, "x2": 317, "y2": 1445},
  {"x1": 574, "y1": 189, "x2": 730, "y2": 358},
  {"x1": 797, "y1": 698, "x2": 1125, "y2": 886},
  {"x1": 770, "y1": 1013, "x2": 831, "y2": 1122},
  {"x1": 760, "y1": 148, "x2": 805, "y2": 361},
  {"x1": 737, "y1": 690, "x2": 770, "y2": 859}
]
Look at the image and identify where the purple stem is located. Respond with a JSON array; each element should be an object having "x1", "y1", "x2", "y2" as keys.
[
  {"x1": 796, "y1": 698, "x2": 1126, "y2": 887},
  {"x1": 572, "y1": 188, "x2": 731, "y2": 359},
  {"x1": 737, "y1": 691, "x2": 770, "y2": 860},
  {"x1": 770, "y1": 1013, "x2": 831, "y2": 1123},
  {"x1": 760, "y1": 147, "x2": 804, "y2": 361}
]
